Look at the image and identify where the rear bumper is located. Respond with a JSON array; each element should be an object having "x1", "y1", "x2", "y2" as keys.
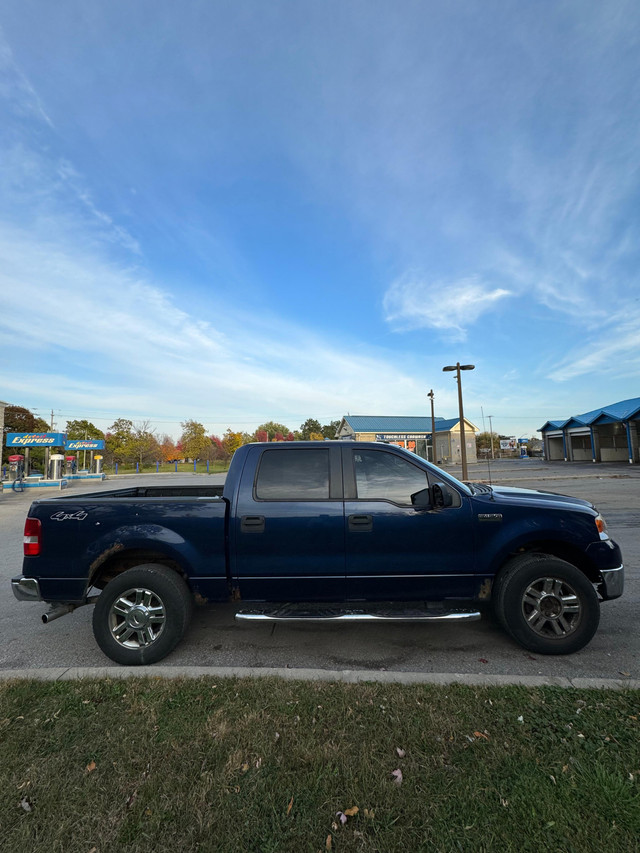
[
  {"x1": 11, "y1": 576, "x2": 43, "y2": 602},
  {"x1": 598, "y1": 565, "x2": 624, "y2": 600}
]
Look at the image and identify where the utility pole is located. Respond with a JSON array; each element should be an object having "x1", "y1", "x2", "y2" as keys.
[
  {"x1": 50, "y1": 409, "x2": 54, "y2": 430},
  {"x1": 427, "y1": 389, "x2": 437, "y2": 464}
]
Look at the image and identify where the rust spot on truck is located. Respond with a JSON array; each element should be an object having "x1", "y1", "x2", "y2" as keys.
[
  {"x1": 88, "y1": 542, "x2": 124, "y2": 580},
  {"x1": 478, "y1": 578, "x2": 492, "y2": 600}
]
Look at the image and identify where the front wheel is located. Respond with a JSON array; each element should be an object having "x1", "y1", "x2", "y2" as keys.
[
  {"x1": 92, "y1": 564, "x2": 193, "y2": 665},
  {"x1": 493, "y1": 554, "x2": 600, "y2": 655}
]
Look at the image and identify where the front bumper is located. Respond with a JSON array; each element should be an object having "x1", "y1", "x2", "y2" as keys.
[
  {"x1": 11, "y1": 576, "x2": 43, "y2": 602},
  {"x1": 599, "y1": 565, "x2": 624, "y2": 600}
]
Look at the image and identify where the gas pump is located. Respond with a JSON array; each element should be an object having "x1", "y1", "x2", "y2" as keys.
[
  {"x1": 8, "y1": 454, "x2": 25, "y2": 481},
  {"x1": 49, "y1": 454, "x2": 65, "y2": 480},
  {"x1": 94, "y1": 454, "x2": 103, "y2": 474},
  {"x1": 65, "y1": 456, "x2": 77, "y2": 475}
]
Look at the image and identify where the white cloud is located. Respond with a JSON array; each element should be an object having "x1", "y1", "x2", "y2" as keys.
[{"x1": 383, "y1": 272, "x2": 512, "y2": 340}]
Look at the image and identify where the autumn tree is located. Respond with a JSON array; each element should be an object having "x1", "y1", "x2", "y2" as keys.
[
  {"x1": 159, "y1": 435, "x2": 178, "y2": 462},
  {"x1": 105, "y1": 418, "x2": 135, "y2": 464},
  {"x1": 256, "y1": 421, "x2": 291, "y2": 441},
  {"x1": 180, "y1": 420, "x2": 211, "y2": 461},
  {"x1": 222, "y1": 428, "x2": 244, "y2": 457}
]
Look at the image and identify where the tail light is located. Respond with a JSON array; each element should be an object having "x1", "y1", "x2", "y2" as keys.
[{"x1": 24, "y1": 518, "x2": 42, "y2": 556}]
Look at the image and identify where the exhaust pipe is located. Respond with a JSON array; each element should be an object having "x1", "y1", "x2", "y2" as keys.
[{"x1": 42, "y1": 604, "x2": 76, "y2": 624}]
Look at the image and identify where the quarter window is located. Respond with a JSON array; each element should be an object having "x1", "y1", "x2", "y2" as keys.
[
  {"x1": 255, "y1": 449, "x2": 330, "y2": 500},
  {"x1": 353, "y1": 449, "x2": 429, "y2": 505}
]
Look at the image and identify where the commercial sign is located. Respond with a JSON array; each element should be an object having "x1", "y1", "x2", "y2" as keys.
[
  {"x1": 376, "y1": 434, "x2": 428, "y2": 440},
  {"x1": 65, "y1": 439, "x2": 105, "y2": 451},
  {"x1": 499, "y1": 438, "x2": 518, "y2": 451},
  {"x1": 6, "y1": 432, "x2": 66, "y2": 447}
]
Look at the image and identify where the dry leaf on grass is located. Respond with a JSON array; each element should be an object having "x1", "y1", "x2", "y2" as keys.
[
  {"x1": 86, "y1": 761, "x2": 97, "y2": 773},
  {"x1": 286, "y1": 796, "x2": 294, "y2": 816},
  {"x1": 391, "y1": 769, "x2": 403, "y2": 786}
]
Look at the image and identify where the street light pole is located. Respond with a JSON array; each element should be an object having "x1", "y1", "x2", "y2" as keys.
[
  {"x1": 427, "y1": 389, "x2": 437, "y2": 464},
  {"x1": 442, "y1": 362, "x2": 475, "y2": 482}
]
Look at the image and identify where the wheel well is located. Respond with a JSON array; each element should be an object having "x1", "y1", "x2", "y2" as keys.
[
  {"x1": 505, "y1": 541, "x2": 599, "y2": 583},
  {"x1": 88, "y1": 549, "x2": 186, "y2": 590}
]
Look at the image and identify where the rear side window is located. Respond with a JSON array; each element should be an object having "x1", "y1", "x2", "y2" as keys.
[
  {"x1": 255, "y1": 449, "x2": 330, "y2": 500},
  {"x1": 353, "y1": 449, "x2": 428, "y2": 505}
]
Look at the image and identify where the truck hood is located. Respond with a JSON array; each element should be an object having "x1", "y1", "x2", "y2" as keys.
[{"x1": 471, "y1": 484, "x2": 595, "y2": 512}]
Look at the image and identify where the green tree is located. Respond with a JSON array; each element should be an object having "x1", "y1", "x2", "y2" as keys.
[
  {"x1": 300, "y1": 418, "x2": 322, "y2": 440},
  {"x1": 180, "y1": 420, "x2": 211, "y2": 461},
  {"x1": 2, "y1": 404, "x2": 51, "y2": 465},
  {"x1": 476, "y1": 431, "x2": 499, "y2": 457},
  {"x1": 131, "y1": 421, "x2": 160, "y2": 466},
  {"x1": 105, "y1": 418, "x2": 135, "y2": 464},
  {"x1": 65, "y1": 419, "x2": 105, "y2": 440},
  {"x1": 321, "y1": 420, "x2": 340, "y2": 440}
]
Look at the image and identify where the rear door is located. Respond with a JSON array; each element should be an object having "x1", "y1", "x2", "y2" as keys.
[
  {"x1": 231, "y1": 444, "x2": 345, "y2": 600},
  {"x1": 343, "y1": 445, "x2": 474, "y2": 600}
]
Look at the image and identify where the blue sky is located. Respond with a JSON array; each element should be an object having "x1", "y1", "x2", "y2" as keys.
[{"x1": 1, "y1": 1, "x2": 639, "y2": 440}]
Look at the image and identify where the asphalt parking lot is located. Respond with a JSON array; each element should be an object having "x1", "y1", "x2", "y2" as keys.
[{"x1": 1, "y1": 458, "x2": 638, "y2": 680}]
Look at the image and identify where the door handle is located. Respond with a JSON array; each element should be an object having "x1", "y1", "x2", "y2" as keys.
[
  {"x1": 241, "y1": 515, "x2": 265, "y2": 533},
  {"x1": 348, "y1": 514, "x2": 373, "y2": 532}
]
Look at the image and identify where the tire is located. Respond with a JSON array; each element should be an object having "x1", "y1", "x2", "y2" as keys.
[
  {"x1": 92, "y1": 564, "x2": 193, "y2": 665},
  {"x1": 492, "y1": 553, "x2": 600, "y2": 655}
]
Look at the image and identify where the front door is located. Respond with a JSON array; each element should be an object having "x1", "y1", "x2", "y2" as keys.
[{"x1": 343, "y1": 446, "x2": 474, "y2": 600}]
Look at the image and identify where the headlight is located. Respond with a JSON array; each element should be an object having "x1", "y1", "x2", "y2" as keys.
[{"x1": 595, "y1": 513, "x2": 609, "y2": 540}]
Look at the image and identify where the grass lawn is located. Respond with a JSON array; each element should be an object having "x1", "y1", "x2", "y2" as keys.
[
  {"x1": 105, "y1": 460, "x2": 229, "y2": 475},
  {"x1": 1, "y1": 678, "x2": 639, "y2": 853}
]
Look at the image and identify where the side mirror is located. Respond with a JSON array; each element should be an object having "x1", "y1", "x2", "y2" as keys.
[
  {"x1": 431, "y1": 483, "x2": 453, "y2": 509},
  {"x1": 410, "y1": 487, "x2": 431, "y2": 509}
]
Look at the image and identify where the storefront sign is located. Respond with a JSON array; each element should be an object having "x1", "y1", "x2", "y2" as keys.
[
  {"x1": 65, "y1": 439, "x2": 105, "y2": 450},
  {"x1": 376, "y1": 434, "x2": 427, "y2": 440},
  {"x1": 6, "y1": 432, "x2": 66, "y2": 447}
]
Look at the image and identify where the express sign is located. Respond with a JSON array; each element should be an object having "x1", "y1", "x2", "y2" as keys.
[
  {"x1": 65, "y1": 439, "x2": 105, "y2": 450},
  {"x1": 6, "y1": 433, "x2": 66, "y2": 447}
]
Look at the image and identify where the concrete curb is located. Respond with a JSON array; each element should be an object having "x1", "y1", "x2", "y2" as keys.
[{"x1": 0, "y1": 666, "x2": 638, "y2": 689}]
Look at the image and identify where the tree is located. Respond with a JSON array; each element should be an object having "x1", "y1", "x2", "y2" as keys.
[
  {"x1": 222, "y1": 428, "x2": 244, "y2": 457},
  {"x1": 65, "y1": 419, "x2": 105, "y2": 440},
  {"x1": 300, "y1": 418, "x2": 322, "y2": 440},
  {"x1": 180, "y1": 420, "x2": 211, "y2": 461},
  {"x1": 159, "y1": 435, "x2": 178, "y2": 462},
  {"x1": 2, "y1": 404, "x2": 51, "y2": 464},
  {"x1": 131, "y1": 421, "x2": 161, "y2": 467},
  {"x1": 254, "y1": 429, "x2": 268, "y2": 443},
  {"x1": 256, "y1": 421, "x2": 291, "y2": 441},
  {"x1": 308, "y1": 432, "x2": 324, "y2": 441},
  {"x1": 475, "y1": 431, "x2": 499, "y2": 457},
  {"x1": 105, "y1": 419, "x2": 135, "y2": 464},
  {"x1": 321, "y1": 420, "x2": 340, "y2": 440}
]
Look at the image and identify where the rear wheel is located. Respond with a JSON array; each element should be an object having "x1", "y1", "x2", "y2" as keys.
[
  {"x1": 92, "y1": 564, "x2": 192, "y2": 665},
  {"x1": 492, "y1": 554, "x2": 599, "y2": 654}
]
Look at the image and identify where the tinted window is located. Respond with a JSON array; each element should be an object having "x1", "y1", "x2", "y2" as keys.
[
  {"x1": 255, "y1": 449, "x2": 330, "y2": 500},
  {"x1": 353, "y1": 449, "x2": 428, "y2": 505}
]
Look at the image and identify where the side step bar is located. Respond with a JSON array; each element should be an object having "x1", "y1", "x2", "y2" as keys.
[{"x1": 235, "y1": 605, "x2": 481, "y2": 624}]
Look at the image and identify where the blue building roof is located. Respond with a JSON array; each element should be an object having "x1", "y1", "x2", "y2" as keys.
[
  {"x1": 539, "y1": 397, "x2": 640, "y2": 432},
  {"x1": 342, "y1": 415, "x2": 472, "y2": 435}
]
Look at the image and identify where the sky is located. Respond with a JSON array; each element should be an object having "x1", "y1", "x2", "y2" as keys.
[{"x1": 1, "y1": 0, "x2": 639, "y2": 441}]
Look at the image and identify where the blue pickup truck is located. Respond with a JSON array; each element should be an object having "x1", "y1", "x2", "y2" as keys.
[{"x1": 12, "y1": 441, "x2": 623, "y2": 665}]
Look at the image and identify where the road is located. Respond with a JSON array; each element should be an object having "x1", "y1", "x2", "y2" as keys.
[{"x1": 1, "y1": 459, "x2": 638, "y2": 679}]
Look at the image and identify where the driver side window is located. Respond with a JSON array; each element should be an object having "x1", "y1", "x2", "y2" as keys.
[{"x1": 353, "y1": 449, "x2": 429, "y2": 505}]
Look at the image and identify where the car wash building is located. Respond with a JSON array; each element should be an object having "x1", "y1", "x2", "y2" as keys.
[
  {"x1": 540, "y1": 397, "x2": 640, "y2": 464},
  {"x1": 336, "y1": 415, "x2": 479, "y2": 464}
]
